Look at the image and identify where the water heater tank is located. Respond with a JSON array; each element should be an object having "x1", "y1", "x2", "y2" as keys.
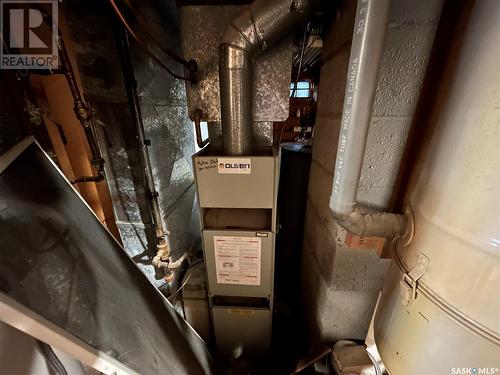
[{"x1": 373, "y1": 1, "x2": 500, "y2": 373}]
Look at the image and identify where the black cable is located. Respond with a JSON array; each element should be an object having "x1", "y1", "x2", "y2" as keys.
[
  {"x1": 291, "y1": 21, "x2": 311, "y2": 98},
  {"x1": 37, "y1": 340, "x2": 69, "y2": 375},
  {"x1": 33, "y1": 1, "x2": 196, "y2": 83},
  {"x1": 166, "y1": 259, "x2": 203, "y2": 302},
  {"x1": 110, "y1": 0, "x2": 189, "y2": 68},
  {"x1": 187, "y1": 259, "x2": 202, "y2": 270},
  {"x1": 108, "y1": 0, "x2": 197, "y2": 83},
  {"x1": 167, "y1": 272, "x2": 191, "y2": 302}
]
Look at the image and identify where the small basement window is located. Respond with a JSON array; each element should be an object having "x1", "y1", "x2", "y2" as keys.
[{"x1": 290, "y1": 80, "x2": 312, "y2": 98}]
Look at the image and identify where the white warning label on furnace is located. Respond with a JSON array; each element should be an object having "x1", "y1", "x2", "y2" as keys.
[
  {"x1": 214, "y1": 236, "x2": 261, "y2": 285},
  {"x1": 217, "y1": 158, "x2": 251, "y2": 174}
]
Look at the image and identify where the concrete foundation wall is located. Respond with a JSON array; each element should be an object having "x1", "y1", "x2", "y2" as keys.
[{"x1": 301, "y1": 0, "x2": 444, "y2": 343}]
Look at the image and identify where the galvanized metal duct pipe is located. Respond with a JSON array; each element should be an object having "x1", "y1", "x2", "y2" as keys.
[
  {"x1": 329, "y1": 0, "x2": 407, "y2": 238},
  {"x1": 219, "y1": 0, "x2": 309, "y2": 155}
]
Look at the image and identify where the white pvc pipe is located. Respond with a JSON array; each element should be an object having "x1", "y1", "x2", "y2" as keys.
[{"x1": 329, "y1": 0, "x2": 407, "y2": 238}]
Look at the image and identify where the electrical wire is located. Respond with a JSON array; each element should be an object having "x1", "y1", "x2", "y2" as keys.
[
  {"x1": 30, "y1": 1, "x2": 195, "y2": 83},
  {"x1": 37, "y1": 340, "x2": 69, "y2": 375},
  {"x1": 187, "y1": 259, "x2": 202, "y2": 270},
  {"x1": 120, "y1": 3, "x2": 189, "y2": 68},
  {"x1": 107, "y1": 0, "x2": 196, "y2": 82},
  {"x1": 167, "y1": 271, "x2": 192, "y2": 302},
  {"x1": 1, "y1": 267, "x2": 68, "y2": 375},
  {"x1": 166, "y1": 259, "x2": 202, "y2": 302},
  {"x1": 291, "y1": 22, "x2": 310, "y2": 98}
]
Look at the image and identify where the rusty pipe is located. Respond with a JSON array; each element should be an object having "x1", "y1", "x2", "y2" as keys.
[
  {"x1": 58, "y1": 38, "x2": 105, "y2": 176},
  {"x1": 118, "y1": 28, "x2": 172, "y2": 270}
]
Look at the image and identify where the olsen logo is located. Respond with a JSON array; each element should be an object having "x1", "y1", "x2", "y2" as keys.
[
  {"x1": 219, "y1": 162, "x2": 251, "y2": 169},
  {"x1": 217, "y1": 158, "x2": 252, "y2": 174},
  {"x1": 1, "y1": 0, "x2": 58, "y2": 69}
]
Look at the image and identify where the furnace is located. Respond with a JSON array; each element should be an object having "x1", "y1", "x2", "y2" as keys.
[
  {"x1": 193, "y1": 148, "x2": 279, "y2": 358},
  {"x1": 0, "y1": 0, "x2": 499, "y2": 374}
]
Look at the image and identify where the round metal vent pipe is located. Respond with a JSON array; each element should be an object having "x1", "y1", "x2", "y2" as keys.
[{"x1": 219, "y1": 0, "x2": 309, "y2": 155}]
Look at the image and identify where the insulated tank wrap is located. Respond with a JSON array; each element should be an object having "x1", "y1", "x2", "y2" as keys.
[{"x1": 374, "y1": 1, "x2": 500, "y2": 373}]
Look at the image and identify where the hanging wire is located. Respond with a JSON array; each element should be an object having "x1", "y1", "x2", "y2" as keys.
[
  {"x1": 37, "y1": 341, "x2": 68, "y2": 375},
  {"x1": 167, "y1": 271, "x2": 192, "y2": 302},
  {"x1": 107, "y1": 0, "x2": 197, "y2": 83},
  {"x1": 166, "y1": 259, "x2": 202, "y2": 302},
  {"x1": 291, "y1": 21, "x2": 311, "y2": 98}
]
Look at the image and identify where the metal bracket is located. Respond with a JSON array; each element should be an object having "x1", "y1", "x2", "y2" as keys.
[{"x1": 400, "y1": 254, "x2": 429, "y2": 306}]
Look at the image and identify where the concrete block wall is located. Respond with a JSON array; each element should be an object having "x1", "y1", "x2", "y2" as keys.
[{"x1": 301, "y1": 0, "x2": 444, "y2": 343}]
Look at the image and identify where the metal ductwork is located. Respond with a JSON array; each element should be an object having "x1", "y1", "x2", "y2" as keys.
[
  {"x1": 117, "y1": 30, "x2": 172, "y2": 272},
  {"x1": 329, "y1": 0, "x2": 407, "y2": 238},
  {"x1": 219, "y1": 0, "x2": 309, "y2": 155}
]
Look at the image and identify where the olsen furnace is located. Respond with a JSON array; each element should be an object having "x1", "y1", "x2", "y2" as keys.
[
  {"x1": 184, "y1": 0, "x2": 310, "y2": 359},
  {"x1": 193, "y1": 148, "x2": 280, "y2": 358}
]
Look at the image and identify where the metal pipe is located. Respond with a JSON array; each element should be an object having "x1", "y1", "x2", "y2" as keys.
[
  {"x1": 117, "y1": 28, "x2": 171, "y2": 268},
  {"x1": 58, "y1": 38, "x2": 105, "y2": 178},
  {"x1": 219, "y1": 0, "x2": 309, "y2": 155},
  {"x1": 329, "y1": 0, "x2": 407, "y2": 238},
  {"x1": 29, "y1": 5, "x2": 105, "y2": 176}
]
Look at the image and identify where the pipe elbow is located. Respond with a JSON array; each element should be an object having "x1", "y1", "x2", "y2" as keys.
[
  {"x1": 152, "y1": 240, "x2": 170, "y2": 268},
  {"x1": 332, "y1": 209, "x2": 365, "y2": 236},
  {"x1": 333, "y1": 209, "x2": 407, "y2": 238},
  {"x1": 222, "y1": 27, "x2": 255, "y2": 56},
  {"x1": 222, "y1": 0, "x2": 310, "y2": 55},
  {"x1": 222, "y1": 8, "x2": 259, "y2": 56}
]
